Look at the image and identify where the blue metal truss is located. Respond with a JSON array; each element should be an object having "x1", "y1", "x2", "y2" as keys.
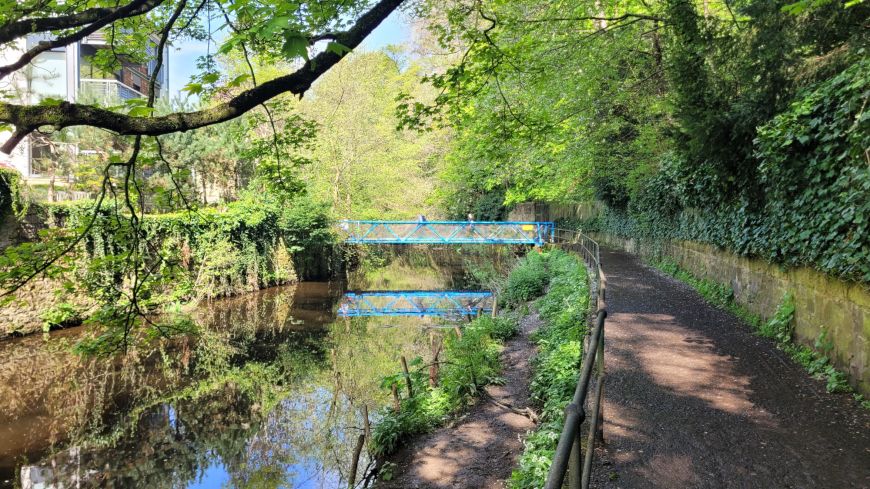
[
  {"x1": 338, "y1": 220, "x2": 555, "y2": 246},
  {"x1": 338, "y1": 290, "x2": 494, "y2": 318}
]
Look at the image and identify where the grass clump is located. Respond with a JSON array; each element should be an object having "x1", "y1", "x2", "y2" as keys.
[{"x1": 510, "y1": 250, "x2": 590, "y2": 489}]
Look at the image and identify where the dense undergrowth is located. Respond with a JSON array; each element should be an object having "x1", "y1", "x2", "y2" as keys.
[
  {"x1": 652, "y1": 258, "x2": 869, "y2": 409},
  {"x1": 509, "y1": 250, "x2": 590, "y2": 489},
  {"x1": 579, "y1": 58, "x2": 869, "y2": 284},
  {"x1": 370, "y1": 314, "x2": 518, "y2": 459},
  {"x1": 369, "y1": 248, "x2": 592, "y2": 486}
]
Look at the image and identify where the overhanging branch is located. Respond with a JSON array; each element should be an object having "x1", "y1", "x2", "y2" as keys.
[
  {"x1": 0, "y1": 0, "x2": 404, "y2": 154},
  {"x1": 0, "y1": 0, "x2": 165, "y2": 44},
  {"x1": 0, "y1": 0, "x2": 164, "y2": 80}
]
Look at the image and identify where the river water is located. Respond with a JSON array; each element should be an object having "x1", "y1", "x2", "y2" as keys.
[{"x1": 0, "y1": 247, "x2": 515, "y2": 489}]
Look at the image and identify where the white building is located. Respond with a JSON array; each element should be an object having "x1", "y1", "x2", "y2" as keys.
[{"x1": 0, "y1": 32, "x2": 168, "y2": 181}]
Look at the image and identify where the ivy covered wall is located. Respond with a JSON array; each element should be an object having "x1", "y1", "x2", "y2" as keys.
[
  {"x1": 0, "y1": 193, "x2": 339, "y2": 338},
  {"x1": 576, "y1": 58, "x2": 869, "y2": 284}
]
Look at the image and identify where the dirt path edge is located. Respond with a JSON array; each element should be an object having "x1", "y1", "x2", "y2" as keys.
[{"x1": 375, "y1": 312, "x2": 542, "y2": 489}]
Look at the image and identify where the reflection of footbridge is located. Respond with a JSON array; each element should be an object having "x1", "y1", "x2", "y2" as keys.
[
  {"x1": 339, "y1": 220, "x2": 555, "y2": 246},
  {"x1": 338, "y1": 291, "x2": 493, "y2": 318}
]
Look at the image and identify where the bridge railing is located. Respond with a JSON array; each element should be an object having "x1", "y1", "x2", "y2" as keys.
[
  {"x1": 337, "y1": 290, "x2": 494, "y2": 318},
  {"x1": 339, "y1": 220, "x2": 555, "y2": 246},
  {"x1": 549, "y1": 229, "x2": 607, "y2": 489}
]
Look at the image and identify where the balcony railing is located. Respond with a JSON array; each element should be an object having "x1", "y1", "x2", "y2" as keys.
[{"x1": 79, "y1": 78, "x2": 144, "y2": 101}]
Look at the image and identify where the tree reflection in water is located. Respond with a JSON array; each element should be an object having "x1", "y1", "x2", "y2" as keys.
[{"x1": 0, "y1": 247, "x2": 513, "y2": 488}]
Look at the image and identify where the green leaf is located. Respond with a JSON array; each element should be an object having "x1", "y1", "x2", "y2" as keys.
[
  {"x1": 325, "y1": 41, "x2": 352, "y2": 56},
  {"x1": 281, "y1": 33, "x2": 309, "y2": 61},
  {"x1": 227, "y1": 74, "x2": 251, "y2": 88},
  {"x1": 128, "y1": 106, "x2": 154, "y2": 117},
  {"x1": 201, "y1": 72, "x2": 221, "y2": 84},
  {"x1": 182, "y1": 83, "x2": 203, "y2": 95}
]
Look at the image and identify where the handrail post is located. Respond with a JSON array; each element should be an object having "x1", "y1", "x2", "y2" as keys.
[
  {"x1": 581, "y1": 377, "x2": 605, "y2": 489},
  {"x1": 568, "y1": 429, "x2": 582, "y2": 489},
  {"x1": 544, "y1": 403, "x2": 585, "y2": 489},
  {"x1": 545, "y1": 229, "x2": 607, "y2": 489},
  {"x1": 595, "y1": 325, "x2": 605, "y2": 445}
]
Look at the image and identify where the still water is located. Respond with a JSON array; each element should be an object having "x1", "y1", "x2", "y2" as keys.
[{"x1": 0, "y1": 247, "x2": 514, "y2": 489}]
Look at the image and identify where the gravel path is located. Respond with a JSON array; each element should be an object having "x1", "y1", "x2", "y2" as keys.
[
  {"x1": 591, "y1": 249, "x2": 870, "y2": 488},
  {"x1": 376, "y1": 313, "x2": 541, "y2": 489}
]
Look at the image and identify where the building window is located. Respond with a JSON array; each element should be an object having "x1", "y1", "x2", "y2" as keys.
[{"x1": 30, "y1": 141, "x2": 54, "y2": 175}]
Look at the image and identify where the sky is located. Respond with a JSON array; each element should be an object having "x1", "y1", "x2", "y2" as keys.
[{"x1": 167, "y1": 9, "x2": 413, "y2": 97}]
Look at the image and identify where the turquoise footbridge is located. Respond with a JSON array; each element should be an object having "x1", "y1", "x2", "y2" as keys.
[{"x1": 338, "y1": 220, "x2": 555, "y2": 246}]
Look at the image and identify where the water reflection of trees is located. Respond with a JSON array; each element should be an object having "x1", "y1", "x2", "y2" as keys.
[
  {"x1": 347, "y1": 245, "x2": 516, "y2": 291},
  {"x1": 2, "y1": 275, "x2": 457, "y2": 488}
]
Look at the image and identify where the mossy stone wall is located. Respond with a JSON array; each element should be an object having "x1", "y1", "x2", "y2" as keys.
[{"x1": 591, "y1": 232, "x2": 870, "y2": 396}]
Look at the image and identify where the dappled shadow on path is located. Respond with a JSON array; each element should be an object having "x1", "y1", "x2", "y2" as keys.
[{"x1": 590, "y1": 249, "x2": 870, "y2": 489}]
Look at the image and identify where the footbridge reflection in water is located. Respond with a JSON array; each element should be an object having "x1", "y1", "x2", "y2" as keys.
[{"x1": 338, "y1": 290, "x2": 493, "y2": 318}]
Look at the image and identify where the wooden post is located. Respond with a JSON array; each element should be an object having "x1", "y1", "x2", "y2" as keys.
[
  {"x1": 400, "y1": 355, "x2": 413, "y2": 398},
  {"x1": 454, "y1": 326, "x2": 463, "y2": 339},
  {"x1": 363, "y1": 404, "x2": 371, "y2": 445},
  {"x1": 348, "y1": 433, "x2": 366, "y2": 488},
  {"x1": 491, "y1": 296, "x2": 498, "y2": 317},
  {"x1": 391, "y1": 384, "x2": 400, "y2": 412},
  {"x1": 429, "y1": 332, "x2": 442, "y2": 388}
]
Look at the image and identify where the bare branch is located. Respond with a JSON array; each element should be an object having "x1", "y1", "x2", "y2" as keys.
[
  {"x1": 516, "y1": 13, "x2": 664, "y2": 24},
  {"x1": 309, "y1": 32, "x2": 340, "y2": 43}
]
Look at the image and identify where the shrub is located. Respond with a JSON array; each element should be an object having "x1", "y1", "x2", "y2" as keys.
[
  {"x1": 582, "y1": 58, "x2": 870, "y2": 283},
  {"x1": 40, "y1": 302, "x2": 83, "y2": 331},
  {"x1": 499, "y1": 252, "x2": 550, "y2": 307}
]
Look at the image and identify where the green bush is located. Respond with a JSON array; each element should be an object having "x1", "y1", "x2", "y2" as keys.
[
  {"x1": 500, "y1": 252, "x2": 551, "y2": 308},
  {"x1": 0, "y1": 167, "x2": 25, "y2": 218},
  {"x1": 581, "y1": 58, "x2": 870, "y2": 283},
  {"x1": 40, "y1": 302, "x2": 82, "y2": 331},
  {"x1": 0, "y1": 192, "x2": 336, "y2": 346},
  {"x1": 476, "y1": 315, "x2": 520, "y2": 341}
]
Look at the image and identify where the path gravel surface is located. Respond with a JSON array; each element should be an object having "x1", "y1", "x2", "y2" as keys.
[{"x1": 591, "y1": 248, "x2": 870, "y2": 488}]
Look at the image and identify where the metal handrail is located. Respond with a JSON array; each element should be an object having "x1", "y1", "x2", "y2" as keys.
[{"x1": 550, "y1": 228, "x2": 607, "y2": 489}]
